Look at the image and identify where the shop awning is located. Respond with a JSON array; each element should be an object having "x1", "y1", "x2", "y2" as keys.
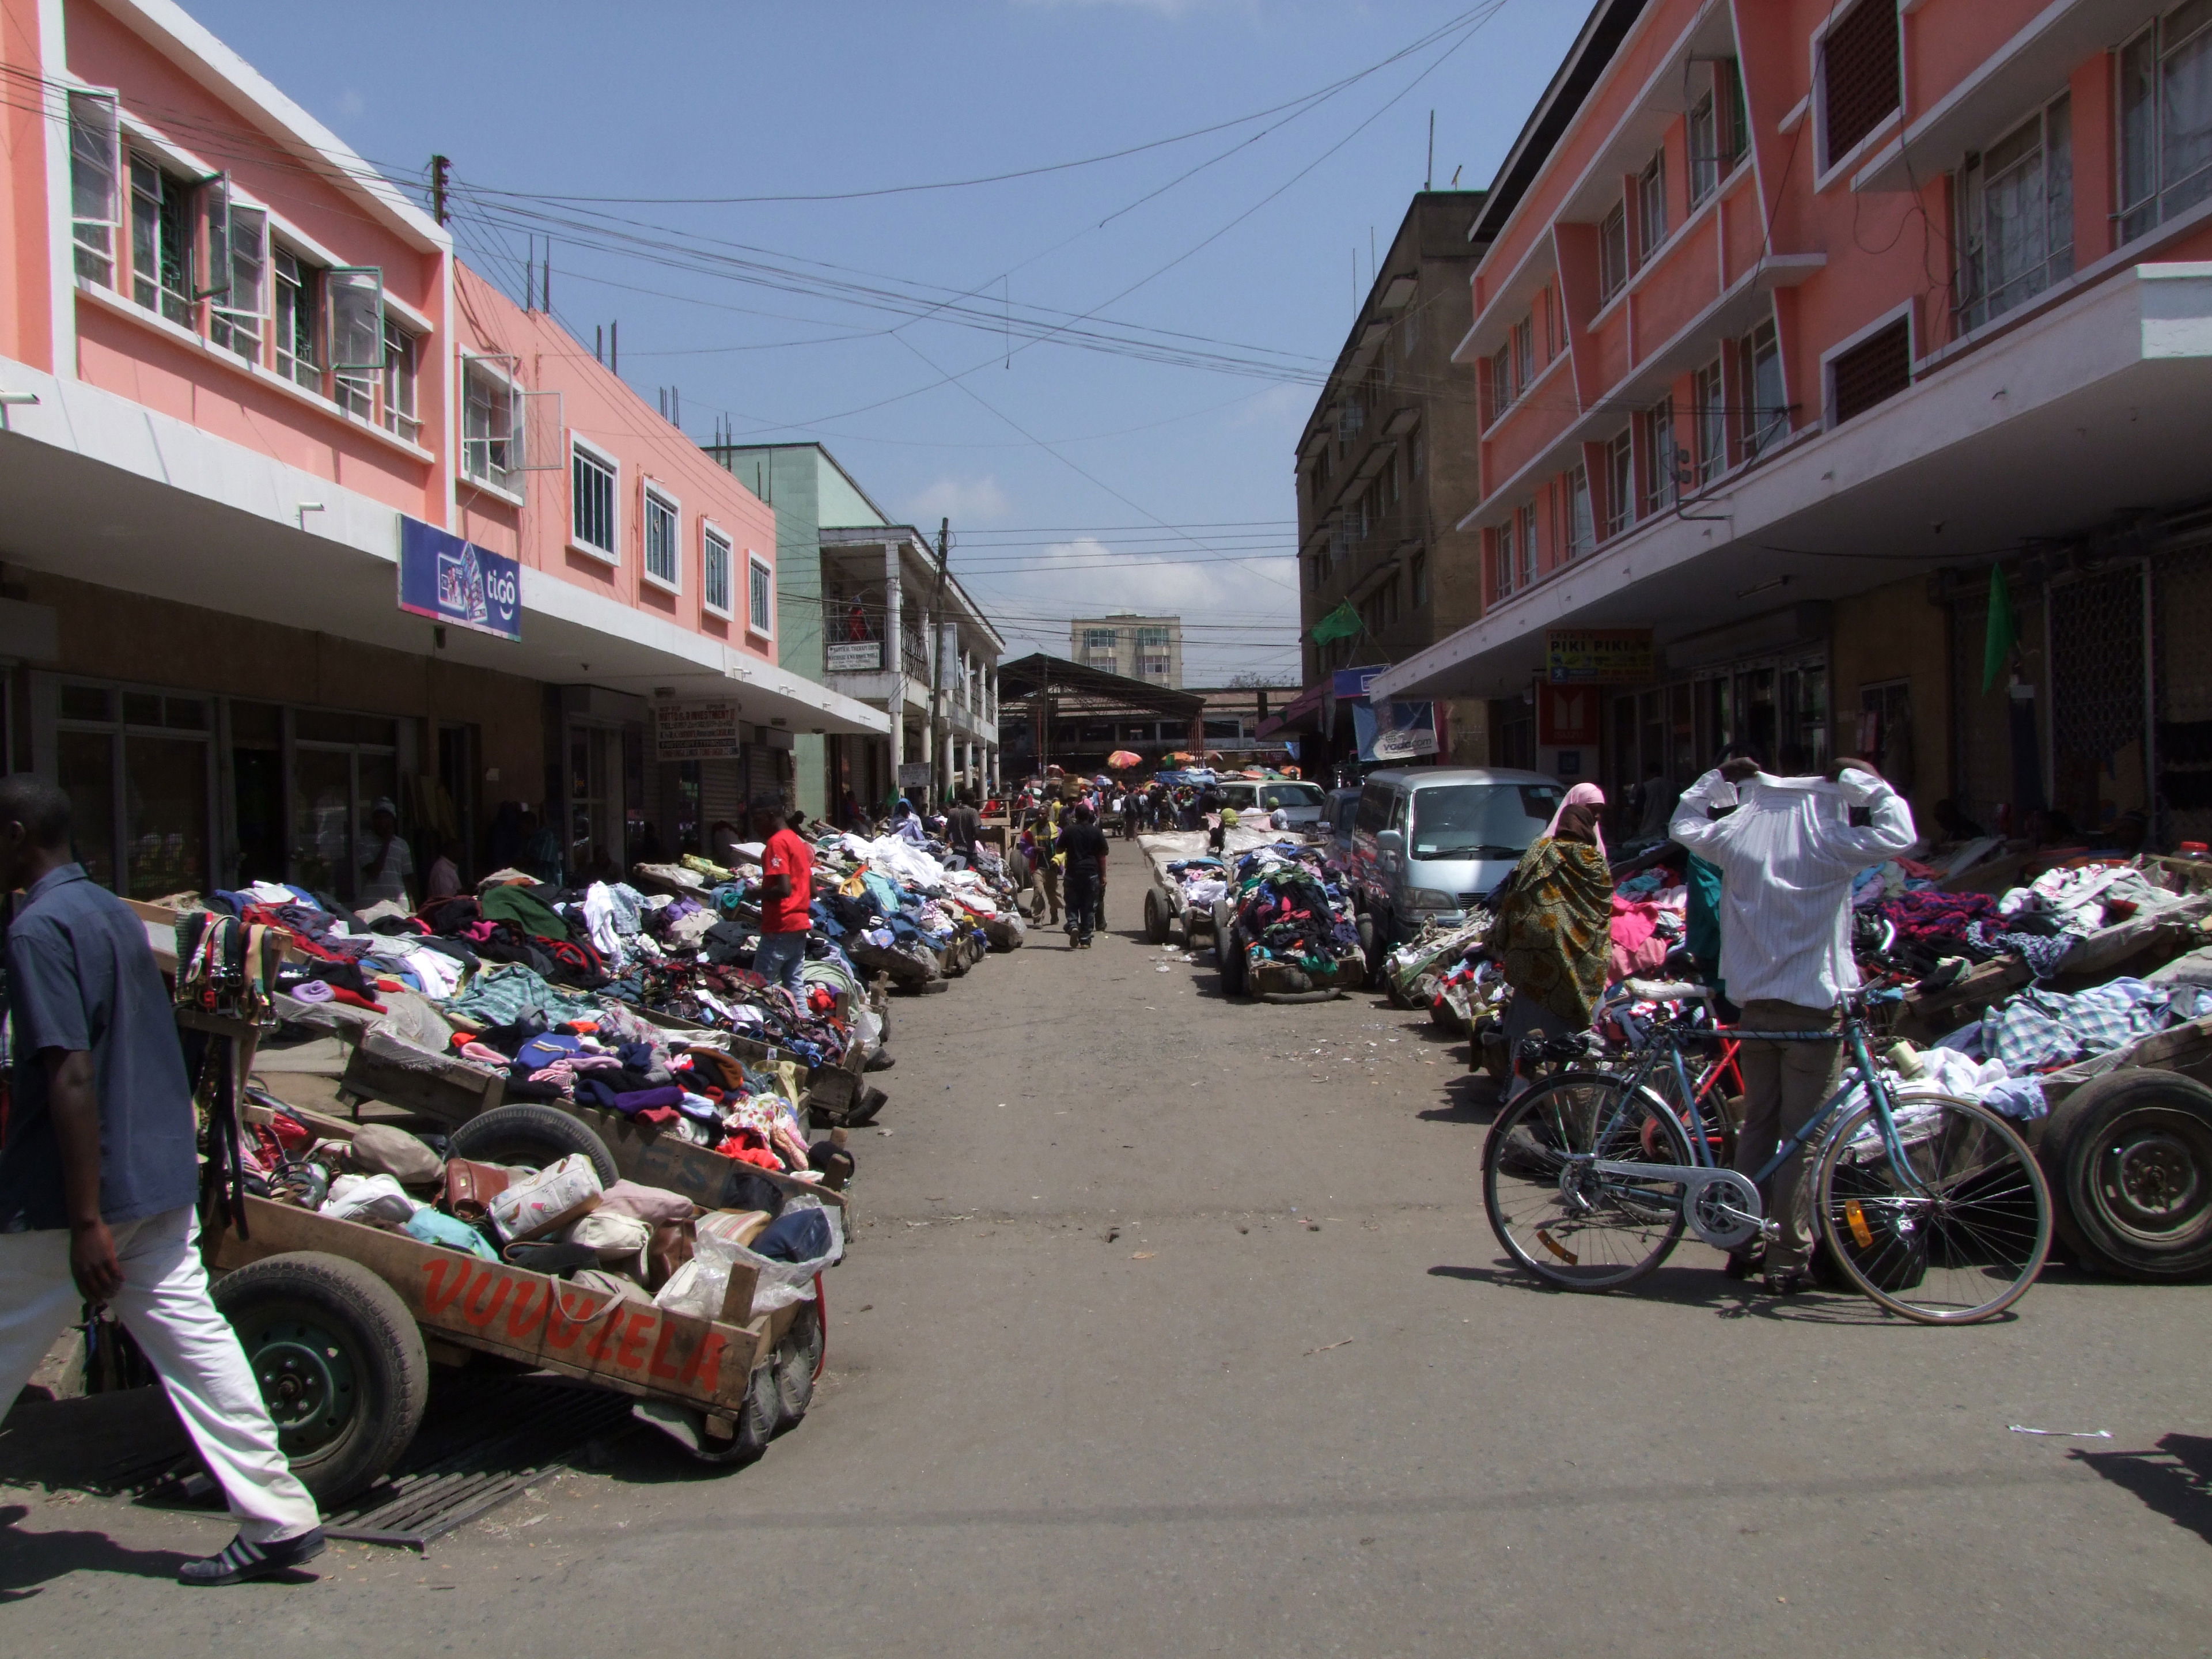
[
  {"x1": 996, "y1": 653, "x2": 1205, "y2": 717},
  {"x1": 0, "y1": 368, "x2": 887, "y2": 736},
  {"x1": 1257, "y1": 678, "x2": 1327, "y2": 737},
  {"x1": 1375, "y1": 264, "x2": 2212, "y2": 704}
]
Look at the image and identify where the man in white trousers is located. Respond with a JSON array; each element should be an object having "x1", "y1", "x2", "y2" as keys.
[{"x1": 0, "y1": 774, "x2": 322, "y2": 1585}]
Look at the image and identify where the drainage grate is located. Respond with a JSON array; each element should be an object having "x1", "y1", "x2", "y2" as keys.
[{"x1": 107, "y1": 1373, "x2": 637, "y2": 1551}]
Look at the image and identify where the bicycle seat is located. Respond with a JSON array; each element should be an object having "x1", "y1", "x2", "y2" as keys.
[{"x1": 1623, "y1": 979, "x2": 1712, "y2": 1003}]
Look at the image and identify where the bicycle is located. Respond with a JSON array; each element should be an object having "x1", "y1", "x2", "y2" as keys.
[{"x1": 1481, "y1": 979, "x2": 2051, "y2": 1324}]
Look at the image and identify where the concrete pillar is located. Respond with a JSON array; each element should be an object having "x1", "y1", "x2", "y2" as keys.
[{"x1": 882, "y1": 541, "x2": 904, "y2": 801}]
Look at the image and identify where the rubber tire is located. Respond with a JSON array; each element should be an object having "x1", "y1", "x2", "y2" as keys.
[
  {"x1": 448, "y1": 1103, "x2": 619, "y2": 1185},
  {"x1": 1357, "y1": 914, "x2": 1381, "y2": 988},
  {"x1": 2041, "y1": 1068, "x2": 2212, "y2": 1281},
  {"x1": 213, "y1": 1251, "x2": 429, "y2": 1506},
  {"x1": 772, "y1": 1302, "x2": 821, "y2": 1426},
  {"x1": 1145, "y1": 891, "x2": 1168, "y2": 945},
  {"x1": 1218, "y1": 923, "x2": 1249, "y2": 998}
]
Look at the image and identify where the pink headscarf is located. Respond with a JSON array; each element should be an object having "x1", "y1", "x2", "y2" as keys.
[{"x1": 1543, "y1": 782, "x2": 1607, "y2": 861}]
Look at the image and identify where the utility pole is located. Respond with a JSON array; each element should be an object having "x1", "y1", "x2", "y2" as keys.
[
  {"x1": 1427, "y1": 111, "x2": 1435, "y2": 191},
  {"x1": 930, "y1": 516, "x2": 950, "y2": 805},
  {"x1": 430, "y1": 154, "x2": 449, "y2": 226}
]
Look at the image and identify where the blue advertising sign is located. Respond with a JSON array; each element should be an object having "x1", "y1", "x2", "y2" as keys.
[
  {"x1": 1332, "y1": 665, "x2": 1388, "y2": 700},
  {"x1": 399, "y1": 516, "x2": 521, "y2": 642}
]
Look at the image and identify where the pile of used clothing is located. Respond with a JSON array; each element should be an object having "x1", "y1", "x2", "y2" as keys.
[
  {"x1": 1225, "y1": 844, "x2": 1360, "y2": 975},
  {"x1": 1163, "y1": 857, "x2": 1228, "y2": 912},
  {"x1": 238, "y1": 1108, "x2": 844, "y2": 1313}
]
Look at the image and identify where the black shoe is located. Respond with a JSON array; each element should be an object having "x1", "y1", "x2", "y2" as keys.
[
  {"x1": 1762, "y1": 1268, "x2": 1814, "y2": 1296},
  {"x1": 863, "y1": 1050, "x2": 895, "y2": 1073},
  {"x1": 178, "y1": 1528, "x2": 326, "y2": 1586},
  {"x1": 1723, "y1": 1248, "x2": 1765, "y2": 1282}
]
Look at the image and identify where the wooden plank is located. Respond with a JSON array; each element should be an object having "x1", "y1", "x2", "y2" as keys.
[
  {"x1": 211, "y1": 1197, "x2": 762, "y2": 1410},
  {"x1": 555, "y1": 1103, "x2": 847, "y2": 1211},
  {"x1": 338, "y1": 1032, "x2": 504, "y2": 1124}
]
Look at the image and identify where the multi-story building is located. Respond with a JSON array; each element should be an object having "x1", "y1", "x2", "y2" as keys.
[
  {"x1": 1069, "y1": 614, "x2": 1183, "y2": 687},
  {"x1": 704, "y1": 442, "x2": 999, "y2": 817},
  {"x1": 0, "y1": 0, "x2": 880, "y2": 896},
  {"x1": 1376, "y1": 0, "x2": 2212, "y2": 846},
  {"x1": 1287, "y1": 191, "x2": 1490, "y2": 771}
]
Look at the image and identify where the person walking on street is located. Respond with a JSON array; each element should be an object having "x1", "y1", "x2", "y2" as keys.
[
  {"x1": 0, "y1": 774, "x2": 324, "y2": 1585},
  {"x1": 749, "y1": 795, "x2": 815, "y2": 998},
  {"x1": 943, "y1": 790, "x2": 984, "y2": 870},
  {"x1": 1039, "y1": 785, "x2": 1064, "y2": 925},
  {"x1": 1490, "y1": 786, "x2": 1612, "y2": 1103},
  {"x1": 1059, "y1": 802, "x2": 1111, "y2": 947},
  {"x1": 1669, "y1": 755, "x2": 1916, "y2": 1294}
]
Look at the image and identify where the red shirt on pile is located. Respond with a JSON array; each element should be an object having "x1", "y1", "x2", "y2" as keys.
[{"x1": 761, "y1": 828, "x2": 815, "y2": 934}]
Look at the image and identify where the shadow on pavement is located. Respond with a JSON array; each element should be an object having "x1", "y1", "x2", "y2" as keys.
[
  {"x1": 0, "y1": 1504, "x2": 190, "y2": 1598},
  {"x1": 2071, "y1": 1434, "x2": 2212, "y2": 1546},
  {"x1": 1423, "y1": 1259, "x2": 1911, "y2": 1325}
]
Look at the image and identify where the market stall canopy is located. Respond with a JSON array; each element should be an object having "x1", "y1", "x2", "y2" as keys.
[
  {"x1": 1106, "y1": 749, "x2": 1143, "y2": 770},
  {"x1": 995, "y1": 653, "x2": 1205, "y2": 718},
  {"x1": 1256, "y1": 678, "x2": 1327, "y2": 737}
]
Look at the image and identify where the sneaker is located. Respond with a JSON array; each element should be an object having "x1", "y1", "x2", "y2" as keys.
[
  {"x1": 177, "y1": 1528, "x2": 326, "y2": 1586},
  {"x1": 1761, "y1": 1268, "x2": 1814, "y2": 1297}
]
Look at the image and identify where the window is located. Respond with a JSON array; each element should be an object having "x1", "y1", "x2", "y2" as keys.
[
  {"x1": 326, "y1": 267, "x2": 384, "y2": 419},
  {"x1": 1137, "y1": 625, "x2": 1171, "y2": 650},
  {"x1": 1830, "y1": 316, "x2": 1912, "y2": 425},
  {"x1": 2117, "y1": 5, "x2": 2212, "y2": 242},
  {"x1": 1084, "y1": 628, "x2": 1116, "y2": 651},
  {"x1": 1637, "y1": 150, "x2": 1668, "y2": 258},
  {"x1": 1487, "y1": 342, "x2": 1512, "y2": 422},
  {"x1": 1604, "y1": 428, "x2": 1634, "y2": 537},
  {"x1": 274, "y1": 248, "x2": 319, "y2": 392},
  {"x1": 643, "y1": 487, "x2": 680, "y2": 589},
  {"x1": 1516, "y1": 503, "x2": 1537, "y2": 589},
  {"x1": 1691, "y1": 60, "x2": 1751, "y2": 206},
  {"x1": 1410, "y1": 551, "x2": 1429, "y2": 607},
  {"x1": 380, "y1": 319, "x2": 419, "y2": 442},
  {"x1": 1494, "y1": 517, "x2": 1517, "y2": 599},
  {"x1": 1821, "y1": 0, "x2": 1901, "y2": 171},
  {"x1": 69, "y1": 92, "x2": 120, "y2": 287},
  {"x1": 571, "y1": 437, "x2": 618, "y2": 558},
  {"x1": 1957, "y1": 96, "x2": 2073, "y2": 331},
  {"x1": 461, "y1": 361, "x2": 518, "y2": 491},
  {"x1": 1598, "y1": 200, "x2": 1629, "y2": 300},
  {"x1": 129, "y1": 155, "x2": 194, "y2": 325},
  {"x1": 1740, "y1": 319, "x2": 1787, "y2": 456},
  {"x1": 1403, "y1": 296, "x2": 1421, "y2": 354},
  {"x1": 1543, "y1": 287, "x2": 1560, "y2": 358},
  {"x1": 55, "y1": 684, "x2": 213, "y2": 900},
  {"x1": 1141, "y1": 656, "x2": 1172, "y2": 679},
  {"x1": 1693, "y1": 359, "x2": 1726, "y2": 484},
  {"x1": 1513, "y1": 316, "x2": 1535, "y2": 391},
  {"x1": 1639, "y1": 397, "x2": 1677, "y2": 516},
  {"x1": 703, "y1": 526, "x2": 733, "y2": 616},
  {"x1": 1408, "y1": 426, "x2": 1423, "y2": 476},
  {"x1": 209, "y1": 202, "x2": 266, "y2": 361},
  {"x1": 1566, "y1": 465, "x2": 1594, "y2": 559},
  {"x1": 748, "y1": 556, "x2": 774, "y2": 636}
]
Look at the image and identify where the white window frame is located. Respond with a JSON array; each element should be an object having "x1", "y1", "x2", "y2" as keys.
[
  {"x1": 1604, "y1": 428, "x2": 1634, "y2": 537},
  {"x1": 1636, "y1": 149, "x2": 1668, "y2": 260},
  {"x1": 747, "y1": 553, "x2": 775, "y2": 639},
  {"x1": 380, "y1": 316, "x2": 419, "y2": 444},
  {"x1": 68, "y1": 89, "x2": 122, "y2": 289},
  {"x1": 642, "y1": 483, "x2": 682, "y2": 594},
  {"x1": 570, "y1": 434, "x2": 621, "y2": 563},
  {"x1": 272, "y1": 241, "x2": 321, "y2": 393},
  {"x1": 1692, "y1": 358, "x2": 1726, "y2": 485},
  {"x1": 701, "y1": 522, "x2": 734, "y2": 619},
  {"x1": 1566, "y1": 464, "x2": 1594, "y2": 559},
  {"x1": 1597, "y1": 200, "x2": 1629, "y2": 300},
  {"x1": 460, "y1": 355, "x2": 521, "y2": 497}
]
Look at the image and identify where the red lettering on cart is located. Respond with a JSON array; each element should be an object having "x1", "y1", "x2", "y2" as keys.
[
  {"x1": 679, "y1": 1330, "x2": 728, "y2": 1392},
  {"x1": 420, "y1": 1257, "x2": 469, "y2": 1317},
  {"x1": 504, "y1": 1278, "x2": 547, "y2": 1341},
  {"x1": 614, "y1": 1310, "x2": 653, "y2": 1370},
  {"x1": 544, "y1": 1287, "x2": 605, "y2": 1349},
  {"x1": 646, "y1": 1319, "x2": 685, "y2": 1381},
  {"x1": 459, "y1": 1269, "x2": 513, "y2": 1328},
  {"x1": 583, "y1": 1306, "x2": 627, "y2": 1363}
]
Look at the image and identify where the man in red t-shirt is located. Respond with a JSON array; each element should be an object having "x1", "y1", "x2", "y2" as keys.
[{"x1": 749, "y1": 797, "x2": 813, "y2": 995}]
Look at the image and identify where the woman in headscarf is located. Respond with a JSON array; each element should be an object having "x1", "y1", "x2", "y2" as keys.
[{"x1": 1488, "y1": 785, "x2": 1613, "y2": 1100}]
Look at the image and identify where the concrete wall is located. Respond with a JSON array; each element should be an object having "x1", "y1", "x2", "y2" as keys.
[{"x1": 1829, "y1": 575, "x2": 1950, "y2": 825}]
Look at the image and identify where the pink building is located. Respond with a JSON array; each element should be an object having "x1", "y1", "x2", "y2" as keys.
[
  {"x1": 1377, "y1": 0, "x2": 2212, "y2": 846},
  {"x1": 0, "y1": 0, "x2": 880, "y2": 899}
]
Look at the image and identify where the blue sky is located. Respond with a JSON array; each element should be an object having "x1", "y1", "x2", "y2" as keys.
[{"x1": 188, "y1": 0, "x2": 1586, "y2": 680}]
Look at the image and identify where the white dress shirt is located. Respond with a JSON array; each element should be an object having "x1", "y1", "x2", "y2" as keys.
[{"x1": 1668, "y1": 767, "x2": 1916, "y2": 1009}]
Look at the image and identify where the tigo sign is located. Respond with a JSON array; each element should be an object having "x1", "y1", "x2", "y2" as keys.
[{"x1": 399, "y1": 517, "x2": 521, "y2": 642}]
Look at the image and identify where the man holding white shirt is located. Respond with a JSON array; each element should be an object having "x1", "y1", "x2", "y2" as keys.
[{"x1": 1669, "y1": 755, "x2": 1916, "y2": 1293}]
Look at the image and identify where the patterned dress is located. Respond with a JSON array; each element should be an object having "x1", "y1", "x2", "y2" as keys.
[{"x1": 1495, "y1": 837, "x2": 1614, "y2": 1028}]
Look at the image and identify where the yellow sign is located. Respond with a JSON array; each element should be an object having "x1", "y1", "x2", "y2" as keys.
[{"x1": 1547, "y1": 628, "x2": 1654, "y2": 684}]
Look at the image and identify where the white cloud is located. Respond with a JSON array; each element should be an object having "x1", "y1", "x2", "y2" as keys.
[{"x1": 904, "y1": 475, "x2": 1014, "y2": 527}]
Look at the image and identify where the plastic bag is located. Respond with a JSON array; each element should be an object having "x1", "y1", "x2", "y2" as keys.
[
  {"x1": 321, "y1": 1172, "x2": 420, "y2": 1226},
  {"x1": 704, "y1": 1194, "x2": 843, "y2": 1314},
  {"x1": 488, "y1": 1153, "x2": 603, "y2": 1241}
]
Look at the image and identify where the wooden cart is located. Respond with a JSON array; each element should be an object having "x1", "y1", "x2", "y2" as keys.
[{"x1": 1136, "y1": 831, "x2": 1221, "y2": 948}]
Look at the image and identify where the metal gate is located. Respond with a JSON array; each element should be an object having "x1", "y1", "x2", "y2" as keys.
[
  {"x1": 2154, "y1": 543, "x2": 2212, "y2": 846},
  {"x1": 2047, "y1": 564, "x2": 2148, "y2": 836}
]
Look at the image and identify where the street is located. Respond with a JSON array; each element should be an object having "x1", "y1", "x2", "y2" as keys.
[{"x1": 4, "y1": 837, "x2": 2210, "y2": 1654}]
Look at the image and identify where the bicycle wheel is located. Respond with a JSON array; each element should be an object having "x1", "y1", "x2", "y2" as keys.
[
  {"x1": 1813, "y1": 1092, "x2": 2051, "y2": 1324},
  {"x1": 1484, "y1": 1073, "x2": 1694, "y2": 1290}
]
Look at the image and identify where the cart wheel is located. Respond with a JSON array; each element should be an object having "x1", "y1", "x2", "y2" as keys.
[
  {"x1": 772, "y1": 1302, "x2": 821, "y2": 1425},
  {"x1": 448, "y1": 1104, "x2": 619, "y2": 1185},
  {"x1": 1218, "y1": 923, "x2": 1249, "y2": 998},
  {"x1": 1357, "y1": 915, "x2": 1381, "y2": 988},
  {"x1": 1145, "y1": 892, "x2": 1168, "y2": 945},
  {"x1": 213, "y1": 1251, "x2": 429, "y2": 1507},
  {"x1": 2042, "y1": 1069, "x2": 2212, "y2": 1281}
]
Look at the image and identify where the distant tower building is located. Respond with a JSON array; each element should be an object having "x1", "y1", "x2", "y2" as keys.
[{"x1": 1069, "y1": 614, "x2": 1182, "y2": 688}]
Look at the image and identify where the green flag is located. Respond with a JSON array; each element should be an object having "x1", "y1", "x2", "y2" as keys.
[
  {"x1": 1982, "y1": 565, "x2": 2017, "y2": 694},
  {"x1": 1309, "y1": 599, "x2": 1362, "y2": 645}
]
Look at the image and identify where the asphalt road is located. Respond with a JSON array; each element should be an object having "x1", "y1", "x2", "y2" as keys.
[{"x1": 5, "y1": 837, "x2": 2211, "y2": 1654}]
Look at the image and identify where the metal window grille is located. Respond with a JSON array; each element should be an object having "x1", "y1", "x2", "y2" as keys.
[
  {"x1": 1831, "y1": 318, "x2": 1911, "y2": 425},
  {"x1": 644, "y1": 492, "x2": 679, "y2": 586},
  {"x1": 1821, "y1": 0, "x2": 1900, "y2": 168},
  {"x1": 571, "y1": 444, "x2": 617, "y2": 555},
  {"x1": 2154, "y1": 543, "x2": 2212, "y2": 843},
  {"x1": 703, "y1": 529, "x2": 733, "y2": 614}
]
